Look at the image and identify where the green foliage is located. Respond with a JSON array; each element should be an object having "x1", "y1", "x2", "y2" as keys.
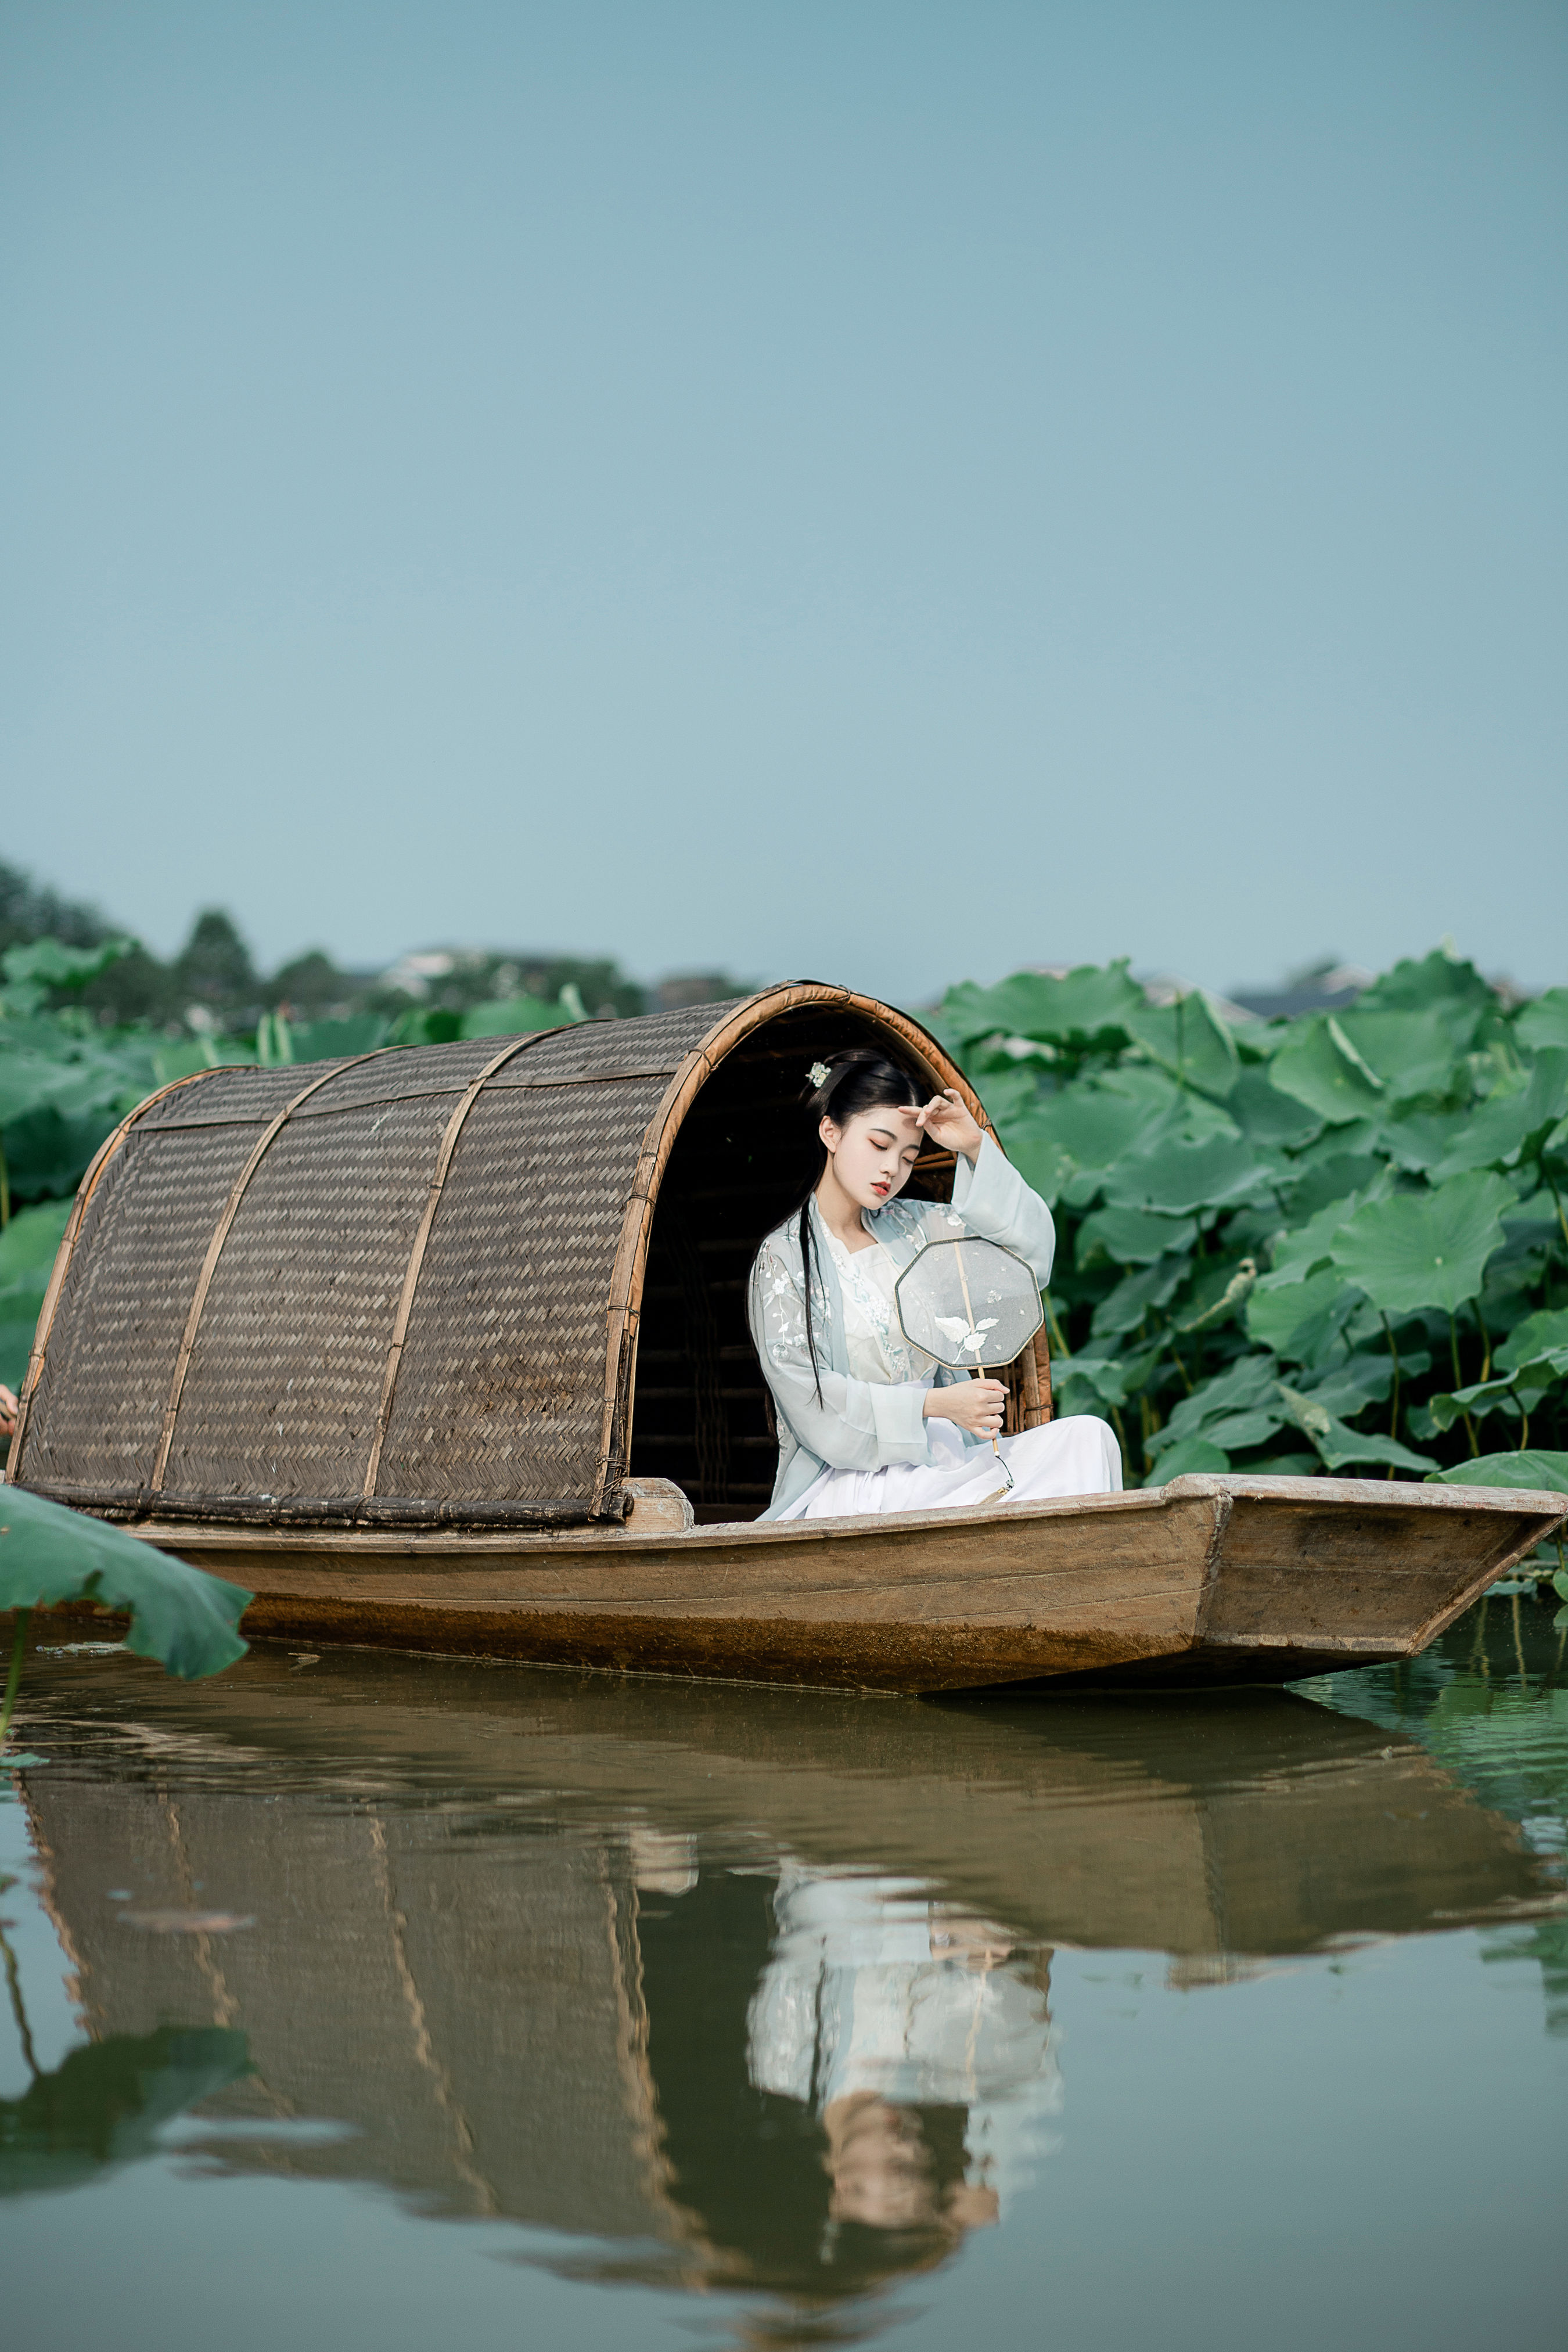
[
  {"x1": 1426, "y1": 1451, "x2": 1568, "y2": 1493},
  {"x1": 0, "y1": 2027, "x2": 252, "y2": 2196},
  {"x1": 934, "y1": 955, "x2": 1568, "y2": 1491},
  {"x1": 1328, "y1": 1171, "x2": 1517, "y2": 1317},
  {"x1": 0, "y1": 1200, "x2": 70, "y2": 1389},
  {"x1": 4, "y1": 910, "x2": 1568, "y2": 1511},
  {"x1": 1514, "y1": 989, "x2": 1568, "y2": 1053},
  {"x1": 1268, "y1": 1015, "x2": 1387, "y2": 1124},
  {"x1": 460, "y1": 991, "x2": 582, "y2": 1038},
  {"x1": 0, "y1": 1486, "x2": 250, "y2": 1680}
]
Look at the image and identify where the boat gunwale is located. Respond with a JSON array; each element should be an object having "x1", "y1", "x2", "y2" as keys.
[{"x1": 116, "y1": 1472, "x2": 1567, "y2": 1560}]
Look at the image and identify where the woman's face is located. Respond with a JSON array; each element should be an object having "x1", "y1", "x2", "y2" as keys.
[{"x1": 820, "y1": 1103, "x2": 923, "y2": 1210}]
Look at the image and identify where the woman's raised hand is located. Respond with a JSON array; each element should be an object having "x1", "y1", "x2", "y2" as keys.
[
  {"x1": 923, "y1": 1377, "x2": 1008, "y2": 1438},
  {"x1": 912, "y1": 1089, "x2": 984, "y2": 1163}
]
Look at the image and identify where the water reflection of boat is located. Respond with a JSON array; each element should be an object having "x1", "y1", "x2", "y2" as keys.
[{"x1": 12, "y1": 1649, "x2": 1561, "y2": 2315}]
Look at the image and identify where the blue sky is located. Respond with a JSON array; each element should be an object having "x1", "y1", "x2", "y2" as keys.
[{"x1": 2, "y1": 1, "x2": 1563, "y2": 1005}]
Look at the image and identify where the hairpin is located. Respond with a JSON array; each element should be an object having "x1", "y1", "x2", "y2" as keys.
[{"x1": 807, "y1": 1061, "x2": 832, "y2": 1088}]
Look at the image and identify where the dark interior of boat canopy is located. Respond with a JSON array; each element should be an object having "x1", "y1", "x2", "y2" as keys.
[{"x1": 628, "y1": 1005, "x2": 956, "y2": 1522}]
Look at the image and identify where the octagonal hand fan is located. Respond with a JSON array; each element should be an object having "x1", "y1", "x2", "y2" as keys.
[{"x1": 893, "y1": 1237, "x2": 1044, "y2": 1495}]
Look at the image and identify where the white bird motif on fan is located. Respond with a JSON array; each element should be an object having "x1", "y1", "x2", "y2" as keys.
[{"x1": 933, "y1": 1313, "x2": 999, "y2": 1358}]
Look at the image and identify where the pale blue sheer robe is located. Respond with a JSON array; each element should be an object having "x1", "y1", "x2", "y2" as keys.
[{"x1": 746, "y1": 1135, "x2": 1058, "y2": 1521}]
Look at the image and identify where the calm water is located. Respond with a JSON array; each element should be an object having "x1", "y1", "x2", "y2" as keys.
[{"x1": 2, "y1": 1601, "x2": 1565, "y2": 2351}]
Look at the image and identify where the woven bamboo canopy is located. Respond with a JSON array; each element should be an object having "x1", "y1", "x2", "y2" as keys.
[{"x1": 9, "y1": 983, "x2": 1047, "y2": 1530}]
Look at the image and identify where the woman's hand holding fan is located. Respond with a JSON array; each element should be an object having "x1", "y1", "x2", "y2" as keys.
[{"x1": 896, "y1": 1236, "x2": 1045, "y2": 1492}]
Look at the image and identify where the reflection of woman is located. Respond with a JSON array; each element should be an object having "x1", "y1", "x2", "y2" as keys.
[
  {"x1": 747, "y1": 1050, "x2": 1120, "y2": 1520},
  {"x1": 634, "y1": 1853, "x2": 1056, "y2": 2304},
  {"x1": 746, "y1": 1863, "x2": 1062, "y2": 2231}
]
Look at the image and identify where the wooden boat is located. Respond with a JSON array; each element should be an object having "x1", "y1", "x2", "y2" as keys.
[{"x1": 6, "y1": 981, "x2": 1562, "y2": 1693}]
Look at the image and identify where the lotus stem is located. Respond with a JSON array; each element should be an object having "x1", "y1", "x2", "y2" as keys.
[
  {"x1": 1449, "y1": 1312, "x2": 1479, "y2": 1456},
  {"x1": 0, "y1": 1923, "x2": 38, "y2": 2078},
  {"x1": 0, "y1": 1606, "x2": 31, "y2": 1753},
  {"x1": 1548, "y1": 1175, "x2": 1568, "y2": 1256},
  {"x1": 1381, "y1": 1312, "x2": 1401, "y2": 1445}
]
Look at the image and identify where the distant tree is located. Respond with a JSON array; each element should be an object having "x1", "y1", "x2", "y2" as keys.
[
  {"x1": 362, "y1": 949, "x2": 647, "y2": 1022},
  {"x1": 79, "y1": 943, "x2": 182, "y2": 1029},
  {"x1": 517, "y1": 956, "x2": 646, "y2": 1020},
  {"x1": 0, "y1": 860, "x2": 109, "y2": 955},
  {"x1": 654, "y1": 971, "x2": 756, "y2": 1012},
  {"x1": 269, "y1": 950, "x2": 351, "y2": 1019},
  {"x1": 171, "y1": 910, "x2": 261, "y2": 1029}
]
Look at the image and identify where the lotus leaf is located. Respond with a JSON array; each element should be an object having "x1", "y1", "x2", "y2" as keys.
[
  {"x1": 1266, "y1": 1184, "x2": 1388, "y2": 1283},
  {"x1": 1123, "y1": 992, "x2": 1240, "y2": 1101},
  {"x1": 388, "y1": 1005, "x2": 464, "y2": 1048},
  {"x1": 1146, "y1": 1354, "x2": 1281, "y2": 1458},
  {"x1": 1425, "y1": 1451, "x2": 1568, "y2": 1494},
  {"x1": 961, "y1": 1065, "x2": 1047, "y2": 1134},
  {"x1": 1290, "y1": 1355, "x2": 1394, "y2": 1416},
  {"x1": 1283, "y1": 1154, "x2": 1384, "y2": 1219},
  {"x1": 0, "y1": 2026, "x2": 252, "y2": 2199},
  {"x1": 1147, "y1": 1437, "x2": 1230, "y2": 1481},
  {"x1": 1089, "y1": 1254, "x2": 1186, "y2": 1341},
  {"x1": 1001, "y1": 1131, "x2": 1076, "y2": 1206},
  {"x1": 1, "y1": 1106, "x2": 121, "y2": 1206},
  {"x1": 1425, "y1": 1369, "x2": 1555, "y2": 1433},
  {"x1": 283, "y1": 1015, "x2": 391, "y2": 1062},
  {"x1": 1, "y1": 937, "x2": 133, "y2": 994},
  {"x1": 1329, "y1": 1170, "x2": 1516, "y2": 1316},
  {"x1": 1074, "y1": 1206, "x2": 1198, "y2": 1268},
  {"x1": 1495, "y1": 1308, "x2": 1568, "y2": 1374},
  {"x1": 1102, "y1": 1133, "x2": 1265, "y2": 1217},
  {"x1": 1274, "y1": 1384, "x2": 1434, "y2": 1473},
  {"x1": 936, "y1": 962, "x2": 1147, "y2": 1052},
  {"x1": 0, "y1": 1200, "x2": 70, "y2": 1286},
  {"x1": 0, "y1": 1485, "x2": 250, "y2": 1680},
  {"x1": 1246, "y1": 1268, "x2": 1352, "y2": 1359},
  {"x1": 1268, "y1": 1016, "x2": 1386, "y2": 1125},
  {"x1": 1430, "y1": 1052, "x2": 1568, "y2": 1181},
  {"x1": 1188, "y1": 1408, "x2": 1288, "y2": 1454},
  {"x1": 1380, "y1": 1109, "x2": 1477, "y2": 1175},
  {"x1": 0, "y1": 1202, "x2": 70, "y2": 1387},
  {"x1": 1355, "y1": 948, "x2": 1497, "y2": 1038},
  {"x1": 1514, "y1": 990, "x2": 1568, "y2": 1053},
  {"x1": 1054, "y1": 1354, "x2": 1130, "y2": 1414},
  {"x1": 1228, "y1": 1070, "x2": 1322, "y2": 1150},
  {"x1": 1334, "y1": 1009, "x2": 1464, "y2": 1104},
  {"x1": 0, "y1": 1052, "x2": 76, "y2": 1129},
  {"x1": 461, "y1": 994, "x2": 573, "y2": 1040}
]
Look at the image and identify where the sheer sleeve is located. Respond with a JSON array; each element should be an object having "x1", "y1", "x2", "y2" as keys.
[
  {"x1": 748, "y1": 1239, "x2": 935, "y2": 1472},
  {"x1": 948, "y1": 1134, "x2": 1056, "y2": 1284}
]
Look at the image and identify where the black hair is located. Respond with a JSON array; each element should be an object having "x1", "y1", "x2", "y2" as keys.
[{"x1": 789, "y1": 1047, "x2": 927, "y2": 1402}]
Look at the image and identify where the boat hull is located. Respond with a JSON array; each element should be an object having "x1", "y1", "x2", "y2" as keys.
[{"x1": 114, "y1": 1473, "x2": 1565, "y2": 1695}]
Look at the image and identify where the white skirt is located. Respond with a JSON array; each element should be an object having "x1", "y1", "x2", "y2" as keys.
[{"x1": 778, "y1": 1413, "x2": 1123, "y2": 1521}]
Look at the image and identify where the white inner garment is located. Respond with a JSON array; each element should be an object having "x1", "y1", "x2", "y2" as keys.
[{"x1": 822, "y1": 1231, "x2": 936, "y2": 1386}]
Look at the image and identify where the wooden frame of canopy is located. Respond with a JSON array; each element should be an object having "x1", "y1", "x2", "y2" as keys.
[{"x1": 5, "y1": 983, "x2": 1051, "y2": 1534}]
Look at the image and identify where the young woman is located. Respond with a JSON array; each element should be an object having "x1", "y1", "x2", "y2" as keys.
[{"x1": 747, "y1": 1048, "x2": 1121, "y2": 1521}]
